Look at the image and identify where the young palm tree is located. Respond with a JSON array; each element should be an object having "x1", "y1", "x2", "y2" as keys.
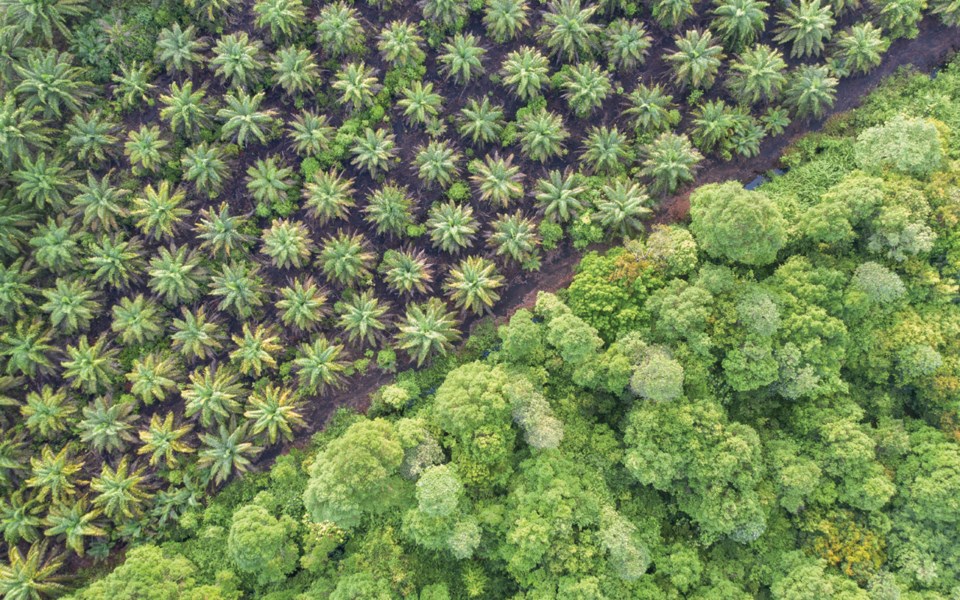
[
  {"x1": 22, "y1": 386, "x2": 76, "y2": 440},
  {"x1": 246, "y1": 156, "x2": 293, "y2": 206},
  {"x1": 489, "y1": 211, "x2": 541, "y2": 265},
  {"x1": 484, "y1": 0, "x2": 530, "y2": 42},
  {"x1": 691, "y1": 99, "x2": 738, "y2": 154},
  {"x1": 13, "y1": 49, "x2": 92, "y2": 119},
  {"x1": 337, "y1": 291, "x2": 390, "y2": 348},
  {"x1": 253, "y1": 0, "x2": 306, "y2": 41},
  {"x1": 13, "y1": 153, "x2": 75, "y2": 211},
  {"x1": 604, "y1": 19, "x2": 652, "y2": 70},
  {"x1": 43, "y1": 499, "x2": 104, "y2": 556},
  {"x1": 833, "y1": 23, "x2": 889, "y2": 75},
  {"x1": 271, "y1": 46, "x2": 320, "y2": 96},
  {"x1": 69, "y1": 173, "x2": 126, "y2": 233},
  {"x1": 131, "y1": 181, "x2": 189, "y2": 241},
  {"x1": 641, "y1": 132, "x2": 703, "y2": 194},
  {"x1": 519, "y1": 109, "x2": 569, "y2": 162},
  {"x1": 761, "y1": 105, "x2": 792, "y2": 135},
  {"x1": 27, "y1": 446, "x2": 83, "y2": 502},
  {"x1": 195, "y1": 202, "x2": 253, "y2": 258},
  {"x1": 0, "y1": 542, "x2": 67, "y2": 599},
  {"x1": 276, "y1": 277, "x2": 328, "y2": 330},
  {"x1": 78, "y1": 396, "x2": 138, "y2": 454},
  {"x1": 874, "y1": 0, "x2": 924, "y2": 40},
  {"x1": 65, "y1": 111, "x2": 118, "y2": 165},
  {"x1": 562, "y1": 62, "x2": 612, "y2": 117},
  {"x1": 0, "y1": 259, "x2": 35, "y2": 321},
  {"x1": 209, "y1": 261, "x2": 264, "y2": 318},
  {"x1": 444, "y1": 256, "x2": 504, "y2": 315},
  {"x1": 315, "y1": 2, "x2": 364, "y2": 57},
  {"x1": 458, "y1": 97, "x2": 505, "y2": 145},
  {"x1": 171, "y1": 306, "x2": 223, "y2": 361},
  {"x1": 666, "y1": 29, "x2": 725, "y2": 89},
  {"x1": 397, "y1": 81, "x2": 443, "y2": 127},
  {"x1": 395, "y1": 298, "x2": 462, "y2": 366},
  {"x1": 427, "y1": 201, "x2": 479, "y2": 253},
  {"x1": 288, "y1": 111, "x2": 334, "y2": 157},
  {"x1": 501, "y1": 47, "x2": 551, "y2": 100},
  {"x1": 244, "y1": 385, "x2": 305, "y2": 445},
  {"x1": 471, "y1": 153, "x2": 524, "y2": 207},
  {"x1": 0, "y1": 94, "x2": 51, "y2": 169},
  {"x1": 198, "y1": 423, "x2": 262, "y2": 485},
  {"x1": 774, "y1": 0, "x2": 835, "y2": 58},
  {"x1": 318, "y1": 231, "x2": 375, "y2": 287},
  {"x1": 39, "y1": 278, "x2": 99, "y2": 333},
  {"x1": 111, "y1": 62, "x2": 155, "y2": 109},
  {"x1": 138, "y1": 412, "x2": 194, "y2": 469},
  {"x1": 350, "y1": 128, "x2": 397, "y2": 177},
  {"x1": 624, "y1": 83, "x2": 677, "y2": 135},
  {"x1": 378, "y1": 21, "x2": 425, "y2": 68},
  {"x1": 159, "y1": 80, "x2": 211, "y2": 138},
  {"x1": 381, "y1": 248, "x2": 435, "y2": 296},
  {"x1": 155, "y1": 23, "x2": 206, "y2": 75},
  {"x1": 651, "y1": 0, "x2": 694, "y2": 29},
  {"x1": 0, "y1": 490, "x2": 41, "y2": 546},
  {"x1": 595, "y1": 179, "x2": 651, "y2": 236},
  {"x1": 126, "y1": 352, "x2": 180, "y2": 405},
  {"x1": 61, "y1": 335, "x2": 119, "y2": 394},
  {"x1": 211, "y1": 32, "x2": 264, "y2": 89},
  {"x1": 364, "y1": 184, "x2": 414, "y2": 237},
  {"x1": 712, "y1": 0, "x2": 769, "y2": 50},
  {"x1": 182, "y1": 142, "x2": 230, "y2": 196},
  {"x1": 303, "y1": 167, "x2": 355, "y2": 225},
  {"x1": 535, "y1": 169, "x2": 586, "y2": 222},
  {"x1": 294, "y1": 336, "x2": 347, "y2": 392},
  {"x1": 0, "y1": 318, "x2": 54, "y2": 377},
  {"x1": 183, "y1": 365, "x2": 245, "y2": 427},
  {"x1": 581, "y1": 125, "x2": 631, "y2": 174},
  {"x1": 440, "y1": 33, "x2": 486, "y2": 84},
  {"x1": 332, "y1": 62, "x2": 379, "y2": 112},
  {"x1": 85, "y1": 234, "x2": 145, "y2": 290},
  {"x1": 124, "y1": 125, "x2": 169, "y2": 175},
  {"x1": 261, "y1": 218, "x2": 313, "y2": 269},
  {"x1": 29, "y1": 217, "x2": 80, "y2": 273},
  {"x1": 538, "y1": 0, "x2": 600, "y2": 62},
  {"x1": 421, "y1": 0, "x2": 467, "y2": 29},
  {"x1": 730, "y1": 111, "x2": 766, "y2": 158},
  {"x1": 415, "y1": 140, "x2": 462, "y2": 188},
  {"x1": 785, "y1": 64, "x2": 837, "y2": 119},
  {"x1": 111, "y1": 295, "x2": 163, "y2": 347},
  {"x1": 230, "y1": 323, "x2": 282, "y2": 376},
  {"x1": 218, "y1": 90, "x2": 277, "y2": 147},
  {"x1": 726, "y1": 44, "x2": 788, "y2": 105},
  {"x1": 147, "y1": 245, "x2": 206, "y2": 304}
]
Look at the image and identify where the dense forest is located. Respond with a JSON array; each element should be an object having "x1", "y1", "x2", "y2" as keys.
[{"x1": 1, "y1": 0, "x2": 959, "y2": 596}]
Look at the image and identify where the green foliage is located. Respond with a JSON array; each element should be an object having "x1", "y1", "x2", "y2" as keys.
[{"x1": 689, "y1": 181, "x2": 787, "y2": 265}]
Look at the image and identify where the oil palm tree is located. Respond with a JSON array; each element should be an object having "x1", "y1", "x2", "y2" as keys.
[
  {"x1": 294, "y1": 336, "x2": 347, "y2": 392},
  {"x1": 85, "y1": 234, "x2": 145, "y2": 290},
  {"x1": 211, "y1": 32, "x2": 264, "y2": 89},
  {"x1": 159, "y1": 80, "x2": 211, "y2": 138},
  {"x1": 131, "y1": 181, "x2": 189, "y2": 241},
  {"x1": 1, "y1": 0, "x2": 86, "y2": 43},
  {"x1": 0, "y1": 318, "x2": 54, "y2": 377},
  {"x1": 0, "y1": 259, "x2": 35, "y2": 320},
  {"x1": 519, "y1": 109, "x2": 569, "y2": 162},
  {"x1": 209, "y1": 261, "x2": 264, "y2": 318},
  {"x1": 244, "y1": 385, "x2": 305, "y2": 444},
  {"x1": 124, "y1": 125, "x2": 169, "y2": 176},
  {"x1": 833, "y1": 23, "x2": 889, "y2": 75},
  {"x1": 289, "y1": 111, "x2": 334, "y2": 157},
  {"x1": 303, "y1": 167, "x2": 355, "y2": 225},
  {"x1": 604, "y1": 19, "x2": 652, "y2": 70},
  {"x1": 624, "y1": 83, "x2": 677, "y2": 135},
  {"x1": 932, "y1": 0, "x2": 960, "y2": 26},
  {"x1": 874, "y1": 0, "x2": 924, "y2": 39},
  {"x1": 581, "y1": 125, "x2": 631, "y2": 174},
  {"x1": 396, "y1": 298, "x2": 462, "y2": 366},
  {"x1": 761, "y1": 105, "x2": 792, "y2": 135},
  {"x1": 246, "y1": 156, "x2": 293, "y2": 205},
  {"x1": 444, "y1": 256, "x2": 504, "y2": 315},
  {"x1": 138, "y1": 412, "x2": 194, "y2": 469},
  {"x1": 78, "y1": 396, "x2": 138, "y2": 454},
  {"x1": 111, "y1": 62, "x2": 155, "y2": 109},
  {"x1": 440, "y1": 33, "x2": 486, "y2": 84},
  {"x1": 318, "y1": 231, "x2": 375, "y2": 287},
  {"x1": 785, "y1": 64, "x2": 837, "y2": 119},
  {"x1": 0, "y1": 490, "x2": 41, "y2": 545},
  {"x1": 666, "y1": 29, "x2": 725, "y2": 89},
  {"x1": 65, "y1": 110, "x2": 118, "y2": 165},
  {"x1": 271, "y1": 46, "x2": 320, "y2": 96},
  {"x1": 183, "y1": 365, "x2": 246, "y2": 427},
  {"x1": 691, "y1": 99, "x2": 738, "y2": 154},
  {"x1": 641, "y1": 132, "x2": 703, "y2": 194},
  {"x1": 595, "y1": 179, "x2": 651, "y2": 236},
  {"x1": 712, "y1": 0, "x2": 769, "y2": 50},
  {"x1": 147, "y1": 245, "x2": 206, "y2": 304},
  {"x1": 13, "y1": 49, "x2": 92, "y2": 119},
  {"x1": 415, "y1": 140, "x2": 462, "y2": 188},
  {"x1": 726, "y1": 44, "x2": 788, "y2": 105},
  {"x1": 182, "y1": 142, "x2": 230, "y2": 196},
  {"x1": 0, "y1": 196, "x2": 34, "y2": 260},
  {"x1": 427, "y1": 201, "x2": 479, "y2": 253},
  {"x1": 332, "y1": 62, "x2": 379, "y2": 112},
  {"x1": 0, "y1": 94, "x2": 50, "y2": 169},
  {"x1": 381, "y1": 248, "x2": 435, "y2": 296},
  {"x1": 70, "y1": 173, "x2": 128, "y2": 232},
  {"x1": 90, "y1": 457, "x2": 152, "y2": 520},
  {"x1": 276, "y1": 278, "x2": 328, "y2": 330},
  {"x1": 378, "y1": 21, "x2": 425, "y2": 68},
  {"x1": 397, "y1": 81, "x2": 443, "y2": 127},
  {"x1": 535, "y1": 169, "x2": 585, "y2": 222},
  {"x1": 111, "y1": 295, "x2": 163, "y2": 346},
  {"x1": 155, "y1": 23, "x2": 206, "y2": 75},
  {"x1": 198, "y1": 423, "x2": 262, "y2": 485},
  {"x1": 218, "y1": 90, "x2": 277, "y2": 147},
  {"x1": 27, "y1": 446, "x2": 83, "y2": 503},
  {"x1": 562, "y1": 62, "x2": 612, "y2": 117},
  {"x1": 421, "y1": 0, "x2": 467, "y2": 29},
  {"x1": 364, "y1": 184, "x2": 414, "y2": 237},
  {"x1": 22, "y1": 386, "x2": 76, "y2": 440},
  {"x1": 29, "y1": 217, "x2": 80, "y2": 273},
  {"x1": 337, "y1": 290, "x2": 390, "y2": 347},
  {"x1": 0, "y1": 542, "x2": 67, "y2": 600},
  {"x1": 195, "y1": 202, "x2": 253, "y2": 258},
  {"x1": 458, "y1": 97, "x2": 505, "y2": 145},
  {"x1": 261, "y1": 218, "x2": 313, "y2": 269},
  {"x1": 484, "y1": 0, "x2": 530, "y2": 42},
  {"x1": 774, "y1": 0, "x2": 835, "y2": 58},
  {"x1": 253, "y1": 0, "x2": 306, "y2": 41},
  {"x1": 538, "y1": 0, "x2": 600, "y2": 62},
  {"x1": 350, "y1": 128, "x2": 397, "y2": 177},
  {"x1": 13, "y1": 153, "x2": 75, "y2": 211},
  {"x1": 171, "y1": 306, "x2": 223, "y2": 361},
  {"x1": 471, "y1": 153, "x2": 524, "y2": 207},
  {"x1": 230, "y1": 323, "x2": 282, "y2": 376},
  {"x1": 315, "y1": 2, "x2": 364, "y2": 57},
  {"x1": 126, "y1": 352, "x2": 180, "y2": 405},
  {"x1": 501, "y1": 47, "x2": 551, "y2": 100},
  {"x1": 489, "y1": 211, "x2": 541, "y2": 265},
  {"x1": 43, "y1": 499, "x2": 104, "y2": 556},
  {"x1": 39, "y1": 278, "x2": 99, "y2": 333},
  {"x1": 61, "y1": 335, "x2": 119, "y2": 394},
  {"x1": 730, "y1": 112, "x2": 766, "y2": 158}
]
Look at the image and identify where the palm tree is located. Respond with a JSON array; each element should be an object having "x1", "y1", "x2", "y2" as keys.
[
  {"x1": 364, "y1": 184, "x2": 414, "y2": 237},
  {"x1": 230, "y1": 324, "x2": 282, "y2": 376},
  {"x1": 155, "y1": 23, "x2": 206, "y2": 75},
  {"x1": 315, "y1": 2, "x2": 364, "y2": 57},
  {"x1": 171, "y1": 306, "x2": 223, "y2": 361},
  {"x1": 91, "y1": 457, "x2": 152, "y2": 520},
  {"x1": 126, "y1": 352, "x2": 180, "y2": 405},
  {"x1": 381, "y1": 248, "x2": 435, "y2": 296},
  {"x1": 651, "y1": 0, "x2": 694, "y2": 29},
  {"x1": 337, "y1": 291, "x2": 390, "y2": 347},
  {"x1": 22, "y1": 386, "x2": 76, "y2": 440},
  {"x1": 624, "y1": 83, "x2": 677, "y2": 135},
  {"x1": 244, "y1": 385, "x2": 305, "y2": 445},
  {"x1": 13, "y1": 153, "x2": 75, "y2": 211},
  {"x1": 246, "y1": 156, "x2": 293, "y2": 205},
  {"x1": 253, "y1": 0, "x2": 306, "y2": 41},
  {"x1": 85, "y1": 234, "x2": 145, "y2": 290},
  {"x1": 712, "y1": 0, "x2": 769, "y2": 50},
  {"x1": 350, "y1": 128, "x2": 397, "y2": 177},
  {"x1": 183, "y1": 365, "x2": 246, "y2": 427},
  {"x1": 397, "y1": 81, "x2": 443, "y2": 127},
  {"x1": 641, "y1": 132, "x2": 703, "y2": 194},
  {"x1": 581, "y1": 125, "x2": 631, "y2": 174},
  {"x1": 489, "y1": 212, "x2": 541, "y2": 266},
  {"x1": 421, "y1": 0, "x2": 467, "y2": 29},
  {"x1": 78, "y1": 397, "x2": 138, "y2": 454},
  {"x1": 2, "y1": 0, "x2": 86, "y2": 43},
  {"x1": 440, "y1": 33, "x2": 486, "y2": 84},
  {"x1": 198, "y1": 424, "x2": 262, "y2": 485},
  {"x1": 932, "y1": 0, "x2": 960, "y2": 26},
  {"x1": 785, "y1": 64, "x2": 837, "y2": 119},
  {"x1": 604, "y1": 19, "x2": 652, "y2": 70},
  {"x1": 0, "y1": 319, "x2": 54, "y2": 377},
  {"x1": 43, "y1": 498, "x2": 104, "y2": 556},
  {"x1": 13, "y1": 49, "x2": 92, "y2": 119},
  {"x1": 774, "y1": 0, "x2": 835, "y2": 58},
  {"x1": 538, "y1": 0, "x2": 600, "y2": 62},
  {"x1": 124, "y1": 125, "x2": 169, "y2": 175},
  {"x1": 595, "y1": 179, "x2": 651, "y2": 236},
  {"x1": 562, "y1": 63, "x2": 611, "y2": 117},
  {"x1": 458, "y1": 97, "x2": 505, "y2": 145},
  {"x1": 261, "y1": 218, "x2": 313, "y2": 269},
  {"x1": 691, "y1": 99, "x2": 738, "y2": 154},
  {"x1": 730, "y1": 112, "x2": 766, "y2": 158},
  {"x1": 271, "y1": 46, "x2": 319, "y2": 96},
  {"x1": 319, "y1": 231, "x2": 375, "y2": 287},
  {"x1": 209, "y1": 261, "x2": 265, "y2": 318},
  {"x1": 289, "y1": 111, "x2": 334, "y2": 157},
  {"x1": 211, "y1": 32, "x2": 264, "y2": 89},
  {"x1": 501, "y1": 47, "x2": 550, "y2": 100},
  {"x1": 378, "y1": 21, "x2": 425, "y2": 68},
  {"x1": 761, "y1": 105, "x2": 792, "y2": 135},
  {"x1": 484, "y1": 0, "x2": 530, "y2": 42},
  {"x1": 147, "y1": 245, "x2": 206, "y2": 304},
  {"x1": 61, "y1": 335, "x2": 119, "y2": 394},
  {"x1": 39, "y1": 278, "x2": 99, "y2": 333},
  {"x1": 276, "y1": 278, "x2": 328, "y2": 330},
  {"x1": 159, "y1": 80, "x2": 211, "y2": 138},
  {"x1": 27, "y1": 445, "x2": 84, "y2": 503},
  {"x1": 303, "y1": 167, "x2": 355, "y2": 225},
  {"x1": 471, "y1": 153, "x2": 524, "y2": 207},
  {"x1": 0, "y1": 543, "x2": 68, "y2": 600},
  {"x1": 874, "y1": 0, "x2": 923, "y2": 40},
  {"x1": 667, "y1": 29, "x2": 725, "y2": 89},
  {"x1": 65, "y1": 111, "x2": 118, "y2": 165},
  {"x1": 726, "y1": 44, "x2": 788, "y2": 105},
  {"x1": 833, "y1": 23, "x2": 889, "y2": 75},
  {"x1": 182, "y1": 142, "x2": 230, "y2": 196},
  {"x1": 0, "y1": 490, "x2": 41, "y2": 545},
  {"x1": 444, "y1": 256, "x2": 504, "y2": 315},
  {"x1": 332, "y1": 62, "x2": 379, "y2": 112},
  {"x1": 195, "y1": 202, "x2": 253, "y2": 258},
  {"x1": 518, "y1": 109, "x2": 569, "y2": 162},
  {"x1": 218, "y1": 90, "x2": 277, "y2": 147},
  {"x1": 138, "y1": 412, "x2": 194, "y2": 469},
  {"x1": 131, "y1": 181, "x2": 189, "y2": 240},
  {"x1": 0, "y1": 94, "x2": 50, "y2": 169},
  {"x1": 294, "y1": 336, "x2": 347, "y2": 392},
  {"x1": 29, "y1": 217, "x2": 81, "y2": 273},
  {"x1": 415, "y1": 140, "x2": 461, "y2": 188},
  {"x1": 111, "y1": 62, "x2": 155, "y2": 109},
  {"x1": 111, "y1": 295, "x2": 163, "y2": 346},
  {"x1": 427, "y1": 202, "x2": 479, "y2": 254},
  {"x1": 0, "y1": 259, "x2": 35, "y2": 321},
  {"x1": 0, "y1": 196, "x2": 34, "y2": 260},
  {"x1": 70, "y1": 173, "x2": 128, "y2": 233},
  {"x1": 396, "y1": 298, "x2": 462, "y2": 365},
  {"x1": 535, "y1": 169, "x2": 585, "y2": 222}
]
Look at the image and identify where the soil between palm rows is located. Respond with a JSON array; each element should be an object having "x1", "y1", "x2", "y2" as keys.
[{"x1": 264, "y1": 17, "x2": 960, "y2": 459}]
